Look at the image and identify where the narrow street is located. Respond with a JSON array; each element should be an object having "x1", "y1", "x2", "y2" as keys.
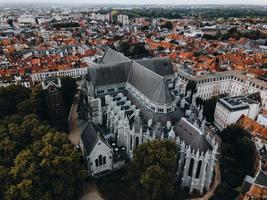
[{"x1": 68, "y1": 93, "x2": 104, "y2": 200}]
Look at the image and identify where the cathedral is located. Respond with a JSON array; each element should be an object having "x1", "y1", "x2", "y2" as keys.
[{"x1": 78, "y1": 47, "x2": 218, "y2": 194}]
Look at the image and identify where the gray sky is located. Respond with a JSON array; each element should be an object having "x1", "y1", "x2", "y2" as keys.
[{"x1": 1, "y1": 0, "x2": 267, "y2": 5}]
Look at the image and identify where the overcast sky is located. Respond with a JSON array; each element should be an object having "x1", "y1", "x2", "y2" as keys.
[{"x1": 1, "y1": 0, "x2": 267, "y2": 5}]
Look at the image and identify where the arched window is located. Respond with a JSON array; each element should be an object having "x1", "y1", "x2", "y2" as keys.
[
  {"x1": 95, "y1": 159, "x2": 99, "y2": 167},
  {"x1": 136, "y1": 137, "x2": 139, "y2": 147},
  {"x1": 103, "y1": 156, "x2": 106, "y2": 165},
  {"x1": 196, "y1": 160, "x2": 202, "y2": 179},
  {"x1": 99, "y1": 155, "x2": 102, "y2": 165},
  {"x1": 188, "y1": 158, "x2": 194, "y2": 176}
]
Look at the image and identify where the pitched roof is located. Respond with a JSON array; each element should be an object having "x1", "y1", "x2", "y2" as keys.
[
  {"x1": 174, "y1": 118, "x2": 212, "y2": 153},
  {"x1": 101, "y1": 47, "x2": 131, "y2": 64},
  {"x1": 255, "y1": 171, "x2": 267, "y2": 187},
  {"x1": 80, "y1": 122, "x2": 111, "y2": 155},
  {"x1": 87, "y1": 49, "x2": 174, "y2": 104},
  {"x1": 135, "y1": 57, "x2": 174, "y2": 77},
  {"x1": 81, "y1": 121, "x2": 98, "y2": 155},
  {"x1": 87, "y1": 61, "x2": 131, "y2": 86},
  {"x1": 127, "y1": 61, "x2": 173, "y2": 104},
  {"x1": 237, "y1": 114, "x2": 267, "y2": 141}
]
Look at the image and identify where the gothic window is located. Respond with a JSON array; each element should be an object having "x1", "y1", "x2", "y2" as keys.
[
  {"x1": 188, "y1": 158, "x2": 194, "y2": 176},
  {"x1": 99, "y1": 155, "x2": 102, "y2": 165},
  {"x1": 196, "y1": 160, "x2": 202, "y2": 179},
  {"x1": 136, "y1": 137, "x2": 139, "y2": 147},
  {"x1": 158, "y1": 108, "x2": 164, "y2": 113},
  {"x1": 103, "y1": 156, "x2": 106, "y2": 165},
  {"x1": 95, "y1": 159, "x2": 99, "y2": 167}
]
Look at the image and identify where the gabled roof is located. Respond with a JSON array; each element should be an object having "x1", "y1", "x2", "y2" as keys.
[
  {"x1": 87, "y1": 48, "x2": 174, "y2": 104},
  {"x1": 127, "y1": 61, "x2": 173, "y2": 104},
  {"x1": 101, "y1": 47, "x2": 131, "y2": 64},
  {"x1": 174, "y1": 118, "x2": 212, "y2": 153},
  {"x1": 81, "y1": 121, "x2": 110, "y2": 155},
  {"x1": 136, "y1": 57, "x2": 173, "y2": 77},
  {"x1": 255, "y1": 171, "x2": 267, "y2": 187},
  {"x1": 87, "y1": 61, "x2": 131, "y2": 86}
]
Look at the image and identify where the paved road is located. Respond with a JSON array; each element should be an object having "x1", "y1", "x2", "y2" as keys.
[
  {"x1": 79, "y1": 182, "x2": 104, "y2": 200},
  {"x1": 68, "y1": 93, "x2": 104, "y2": 200},
  {"x1": 68, "y1": 94, "x2": 81, "y2": 145}
]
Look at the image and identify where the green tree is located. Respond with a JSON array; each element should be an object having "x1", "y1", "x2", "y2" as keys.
[
  {"x1": 30, "y1": 85, "x2": 48, "y2": 121},
  {"x1": 0, "y1": 115, "x2": 86, "y2": 200},
  {"x1": 17, "y1": 100, "x2": 33, "y2": 116},
  {"x1": 6, "y1": 132, "x2": 85, "y2": 200},
  {"x1": 126, "y1": 140, "x2": 178, "y2": 200},
  {"x1": 0, "y1": 85, "x2": 30, "y2": 119},
  {"x1": 203, "y1": 96, "x2": 219, "y2": 122},
  {"x1": 161, "y1": 21, "x2": 173, "y2": 30},
  {"x1": 212, "y1": 125, "x2": 256, "y2": 200},
  {"x1": 186, "y1": 80, "x2": 197, "y2": 95}
]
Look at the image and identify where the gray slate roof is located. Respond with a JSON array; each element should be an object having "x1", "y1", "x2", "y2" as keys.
[
  {"x1": 255, "y1": 171, "x2": 267, "y2": 187},
  {"x1": 87, "y1": 61, "x2": 131, "y2": 86},
  {"x1": 87, "y1": 47, "x2": 174, "y2": 104},
  {"x1": 101, "y1": 47, "x2": 131, "y2": 64},
  {"x1": 127, "y1": 91, "x2": 182, "y2": 124},
  {"x1": 136, "y1": 57, "x2": 174, "y2": 77},
  {"x1": 174, "y1": 118, "x2": 212, "y2": 153},
  {"x1": 80, "y1": 121, "x2": 110, "y2": 155},
  {"x1": 81, "y1": 122, "x2": 98, "y2": 155},
  {"x1": 127, "y1": 62, "x2": 173, "y2": 104}
]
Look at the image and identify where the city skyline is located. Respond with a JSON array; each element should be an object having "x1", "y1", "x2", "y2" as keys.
[{"x1": 1, "y1": 0, "x2": 267, "y2": 5}]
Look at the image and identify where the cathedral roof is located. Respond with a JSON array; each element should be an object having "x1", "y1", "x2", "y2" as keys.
[
  {"x1": 87, "y1": 47, "x2": 174, "y2": 105},
  {"x1": 127, "y1": 92, "x2": 182, "y2": 124},
  {"x1": 136, "y1": 57, "x2": 173, "y2": 77},
  {"x1": 87, "y1": 61, "x2": 131, "y2": 86},
  {"x1": 128, "y1": 61, "x2": 173, "y2": 104},
  {"x1": 174, "y1": 118, "x2": 212, "y2": 153},
  {"x1": 101, "y1": 47, "x2": 131, "y2": 64}
]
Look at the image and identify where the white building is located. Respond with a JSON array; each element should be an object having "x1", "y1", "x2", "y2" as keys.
[
  {"x1": 91, "y1": 13, "x2": 111, "y2": 22},
  {"x1": 257, "y1": 112, "x2": 267, "y2": 128},
  {"x1": 80, "y1": 122, "x2": 114, "y2": 177},
  {"x1": 214, "y1": 93, "x2": 261, "y2": 130},
  {"x1": 177, "y1": 70, "x2": 267, "y2": 100},
  {"x1": 117, "y1": 15, "x2": 129, "y2": 26},
  {"x1": 31, "y1": 67, "x2": 88, "y2": 82},
  {"x1": 17, "y1": 14, "x2": 36, "y2": 24},
  {"x1": 40, "y1": 30, "x2": 54, "y2": 43}
]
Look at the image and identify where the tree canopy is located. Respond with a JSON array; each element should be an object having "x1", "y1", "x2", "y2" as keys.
[
  {"x1": 0, "y1": 115, "x2": 85, "y2": 200},
  {"x1": 0, "y1": 78, "x2": 77, "y2": 132},
  {"x1": 161, "y1": 21, "x2": 173, "y2": 30},
  {"x1": 116, "y1": 41, "x2": 150, "y2": 59},
  {"x1": 0, "y1": 83, "x2": 84, "y2": 200},
  {"x1": 211, "y1": 125, "x2": 256, "y2": 200},
  {"x1": 203, "y1": 96, "x2": 219, "y2": 122},
  {"x1": 126, "y1": 140, "x2": 178, "y2": 200}
]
